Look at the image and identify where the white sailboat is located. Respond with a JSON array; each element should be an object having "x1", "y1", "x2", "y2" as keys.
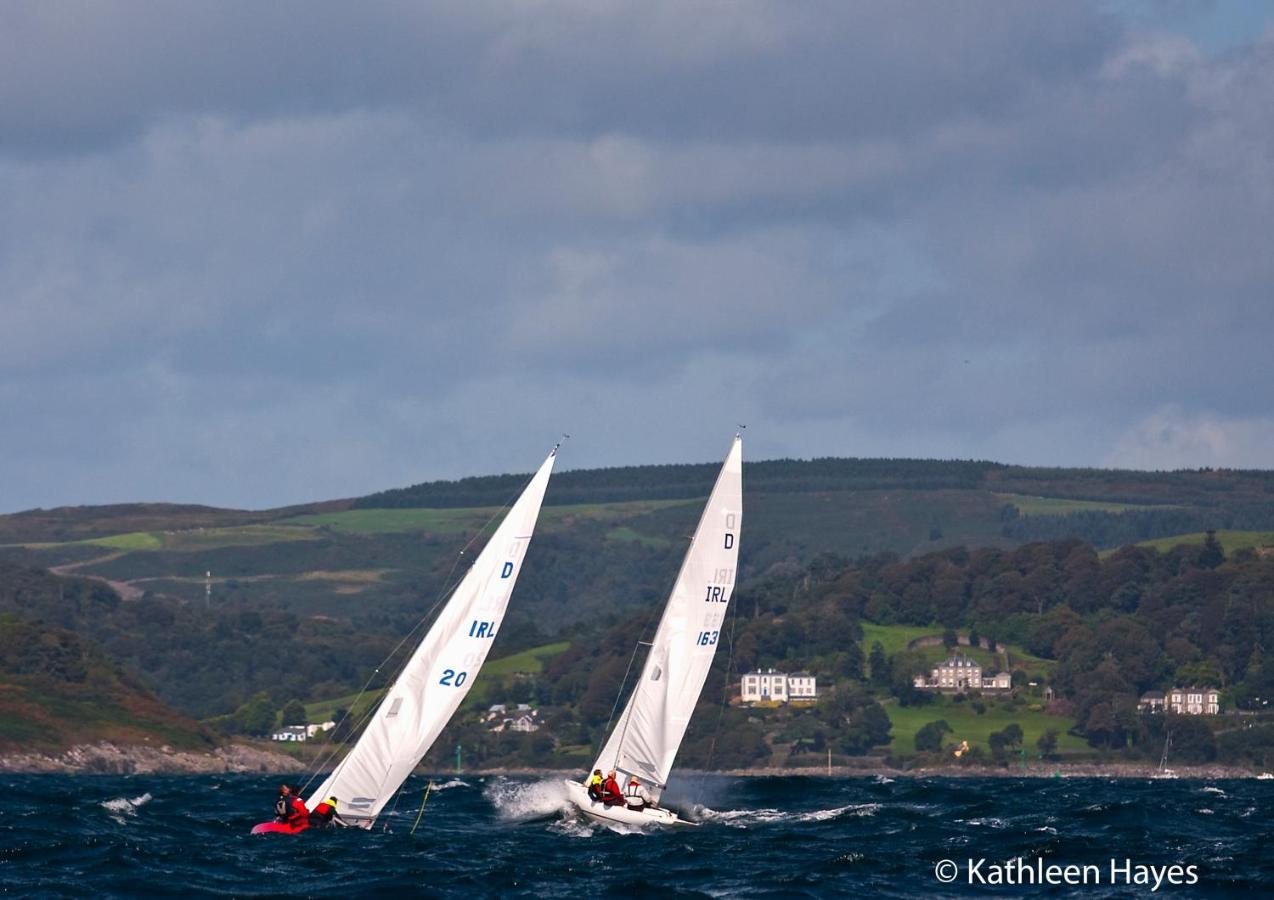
[
  {"x1": 565, "y1": 434, "x2": 742, "y2": 827},
  {"x1": 254, "y1": 445, "x2": 559, "y2": 833}
]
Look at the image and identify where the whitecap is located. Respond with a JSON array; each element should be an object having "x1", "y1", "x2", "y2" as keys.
[
  {"x1": 797, "y1": 803, "x2": 881, "y2": 823},
  {"x1": 696, "y1": 807, "x2": 787, "y2": 828},
  {"x1": 429, "y1": 779, "x2": 470, "y2": 792},
  {"x1": 483, "y1": 776, "x2": 572, "y2": 822},
  {"x1": 696, "y1": 803, "x2": 878, "y2": 827},
  {"x1": 101, "y1": 792, "x2": 152, "y2": 823}
]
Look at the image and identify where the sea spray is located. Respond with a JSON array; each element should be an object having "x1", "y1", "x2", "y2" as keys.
[{"x1": 482, "y1": 776, "x2": 572, "y2": 821}]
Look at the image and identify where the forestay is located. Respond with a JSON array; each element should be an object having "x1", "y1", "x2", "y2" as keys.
[
  {"x1": 307, "y1": 448, "x2": 557, "y2": 824},
  {"x1": 591, "y1": 435, "x2": 741, "y2": 803}
]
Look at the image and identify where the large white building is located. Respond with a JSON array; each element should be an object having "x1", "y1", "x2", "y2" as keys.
[
  {"x1": 912, "y1": 654, "x2": 1012, "y2": 693},
  {"x1": 741, "y1": 669, "x2": 818, "y2": 704}
]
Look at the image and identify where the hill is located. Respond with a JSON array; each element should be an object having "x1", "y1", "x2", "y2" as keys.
[
  {"x1": 0, "y1": 611, "x2": 213, "y2": 752},
  {"x1": 2, "y1": 455, "x2": 1274, "y2": 770}
]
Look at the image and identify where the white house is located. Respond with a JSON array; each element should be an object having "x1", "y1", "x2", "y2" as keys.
[
  {"x1": 489, "y1": 707, "x2": 541, "y2": 732},
  {"x1": 271, "y1": 725, "x2": 309, "y2": 742},
  {"x1": 787, "y1": 672, "x2": 818, "y2": 701},
  {"x1": 1164, "y1": 687, "x2": 1220, "y2": 715},
  {"x1": 741, "y1": 669, "x2": 817, "y2": 704}
]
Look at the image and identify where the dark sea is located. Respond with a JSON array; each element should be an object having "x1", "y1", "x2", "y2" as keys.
[{"x1": 1, "y1": 773, "x2": 1269, "y2": 897}]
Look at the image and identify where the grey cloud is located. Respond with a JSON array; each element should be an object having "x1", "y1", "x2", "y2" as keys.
[{"x1": 2, "y1": 3, "x2": 1273, "y2": 512}]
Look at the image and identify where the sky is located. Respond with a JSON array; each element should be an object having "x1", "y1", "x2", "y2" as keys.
[{"x1": 2, "y1": 1, "x2": 1273, "y2": 513}]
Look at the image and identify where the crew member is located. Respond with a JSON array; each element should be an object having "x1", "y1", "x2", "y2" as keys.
[
  {"x1": 586, "y1": 769, "x2": 604, "y2": 802},
  {"x1": 623, "y1": 776, "x2": 650, "y2": 811},
  {"x1": 601, "y1": 770, "x2": 624, "y2": 806},
  {"x1": 310, "y1": 796, "x2": 340, "y2": 827},
  {"x1": 273, "y1": 784, "x2": 293, "y2": 823},
  {"x1": 285, "y1": 785, "x2": 310, "y2": 830}
]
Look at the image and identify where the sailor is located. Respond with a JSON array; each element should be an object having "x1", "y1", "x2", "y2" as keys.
[
  {"x1": 310, "y1": 796, "x2": 340, "y2": 827},
  {"x1": 623, "y1": 777, "x2": 650, "y2": 811},
  {"x1": 601, "y1": 770, "x2": 624, "y2": 806},
  {"x1": 285, "y1": 785, "x2": 310, "y2": 830},
  {"x1": 586, "y1": 769, "x2": 604, "y2": 802},
  {"x1": 273, "y1": 784, "x2": 293, "y2": 823}
]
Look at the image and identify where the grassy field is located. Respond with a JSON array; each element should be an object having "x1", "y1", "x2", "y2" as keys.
[
  {"x1": 483, "y1": 641, "x2": 570, "y2": 676},
  {"x1": 860, "y1": 623, "x2": 937, "y2": 656},
  {"x1": 81, "y1": 525, "x2": 319, "y2": 552},
  {"x1": 1129, "y1": 530, "x2": 1274, "y2": 555},
  {"x1": 85, "y1": 532, "x2": 164, "y2": 550},
  {"x1": 884, "y1": 696, "x2": 1087, "y2": 758},
  {"x1": 303, "y1": 687, "x2": 386, "y2": 725},
  {"x1": 993, "y1": 493, "x2": 1163, "y2": 516}
]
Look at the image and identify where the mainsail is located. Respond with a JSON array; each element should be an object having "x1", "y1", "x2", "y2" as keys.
[
  {"x1": 590, "y1": 435, "x2": 741, "y2": 803},
  {"x1": 307, "y1": 447, "x2": 558, "y2": 825}
]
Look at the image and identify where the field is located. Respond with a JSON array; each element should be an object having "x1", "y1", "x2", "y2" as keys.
[
  {"x1": 81, "y1": 525, "x2": 319, "y2": 552},
  {"x1": 1131, "y1": 530, "x2": 1274, "y2": 555},
  {"x1": 282, "y1": 499, "x2": 697, "y2": 536},
  {"x1": 483, "y1": 641, "x2": 570, "y2": 676},
  {"x1": 993, "y1": 493, "x2": 1162, "y2": 516},
  {"x1": 860, "y1": 623, "x2": 936, "y2": 656},
  {"x1": 883, "y1": 696, "x2": 1088, "y2": 758}
]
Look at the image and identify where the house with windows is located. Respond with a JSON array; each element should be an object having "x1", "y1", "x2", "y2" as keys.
[
  {"x1": 271, "y1": 725, "x2": 309, "y2": 742},
  {"x1": 1140, "y1": 687, "x2": 1220, "y2": 715},
  {"x1": 488, "y1": 707, "x2": 541, "y2": 732},
  {"x1": 912, "y1": 654, "x2": 1012, "y2": 693},
  {"x1": 741, "y1": 669, "x2": 818, "y2": 704},
  {"x1": 1137, "y1": 691, "x2": 1166, "y2": 712}
]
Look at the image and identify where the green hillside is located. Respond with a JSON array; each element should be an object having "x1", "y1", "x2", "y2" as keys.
[{"x1": 884, "y1": 697, "x2": 1088, "y2": 759}]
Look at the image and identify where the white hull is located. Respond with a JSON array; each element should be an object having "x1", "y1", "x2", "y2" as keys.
[{"x1": 564, "y1": 781, "x2": 690, "y2": 828}]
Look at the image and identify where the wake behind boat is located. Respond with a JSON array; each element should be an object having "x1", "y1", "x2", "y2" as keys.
[
  {"x1": 566, "y1": 434, "x2": 742, "y2": 829},
  {"x1": 251, "y1": 445, "x2": 559, "y2": 834}
]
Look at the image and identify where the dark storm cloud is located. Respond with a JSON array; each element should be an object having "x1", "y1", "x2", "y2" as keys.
[{"x1": 1, "y1": 2, "x2": 1272, "y2": 511}]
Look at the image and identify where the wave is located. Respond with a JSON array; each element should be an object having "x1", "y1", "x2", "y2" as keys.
[
  {"x1": 429, "y1": 779, "x2": 470, "y2": 792},
  {"x1": 101, "y1": 792, "x2": 152, "y2": 823},
  {"x1": 482, "y1": 776, "x2": 572, "y2": 822},
  {"x1": 697, "y1": 803, "x2": 880, "y2": 828}
]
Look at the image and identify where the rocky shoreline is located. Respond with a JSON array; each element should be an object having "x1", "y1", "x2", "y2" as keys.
[
  {"x1": 0, "y1": 742, "x2": 307, "y2": 775},
  {"x1": 0, "y1": 747, "x2": 1263, "y2": 779}
]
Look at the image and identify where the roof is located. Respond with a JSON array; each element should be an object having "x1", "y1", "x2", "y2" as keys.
[
  {"x1": 939, "y1": 655, "x2": 979, "y2": 668},
  {"x1": 1141, "y1": 691, "x2": 1165, "y2": 699}
]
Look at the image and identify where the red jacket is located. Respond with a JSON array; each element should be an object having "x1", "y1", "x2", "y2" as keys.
[
  {"x1": 287, "y1": 796, "x2": 310, "y2": 827},
  {"x1": 602, "y1": 776, "x2": 623, "y2": 804}
]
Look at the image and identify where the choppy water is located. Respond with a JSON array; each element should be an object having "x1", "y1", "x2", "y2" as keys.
[{"x1": 1, "y1": 773, "x2": 1269, "y2": 897}]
